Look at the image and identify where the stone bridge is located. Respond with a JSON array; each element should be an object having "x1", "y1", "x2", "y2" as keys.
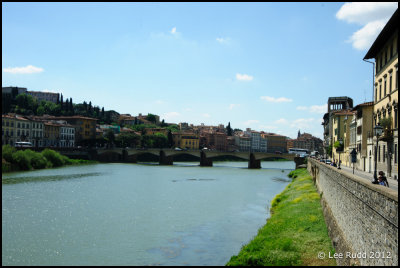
[{"x1": 94, "y1": 148, "x2": 304, "y2": 169}]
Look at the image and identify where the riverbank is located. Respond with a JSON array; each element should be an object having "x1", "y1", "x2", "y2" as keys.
[
  {"x1": 2, "y1": 145, "x2": 98, "y2": 173},
  {"x1": 226, "y1": 168, "x2": 336, "y2": 266}
]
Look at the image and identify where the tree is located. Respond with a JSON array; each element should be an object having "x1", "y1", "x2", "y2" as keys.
[
  {"x1": 104, "y1": 129, "x2": 115, "y2": 147},
  {"x1": 226, "y1": 122, "x2": 233, "y2": 136},
  {"x1": 115, "y1": 133, "x2": 141, "y2": 148},
  {"x1": 153, "y1": 133, "x2": 168, "y2": 148},
  {"x1": 69, "y1": 98, "x2": 74, "y2": 115},
  {"x1": 65, "y1": 98, "x2": 69, "y2": 113},
  {"x1": 147, "y1": 113, "x2": 157, "y2": 124},
  {"x1": 168, "y1": 130, "x2": 174, "y2": 148}
]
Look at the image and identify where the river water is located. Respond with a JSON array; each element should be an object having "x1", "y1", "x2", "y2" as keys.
[{"x1": 2, "y1": 161, "x2": 294, "y2": 266}]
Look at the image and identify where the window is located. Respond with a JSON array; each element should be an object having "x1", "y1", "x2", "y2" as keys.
[
  {"x1": 395, "y1": 144, "x2": 398, "y2": 164},
  {"x1": 390, "y1": 73, "x2": 393, "y2": 92},
  {"x1": 384, "y1": 77, "x2": 387, "y2": 96},
  {"x1": 379, "y1": 82, "x2": 382, "y2": 100}
]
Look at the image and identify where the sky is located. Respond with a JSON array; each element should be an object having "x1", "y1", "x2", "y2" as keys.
[{"x1": 2, "y1": 2, "x2": 398, "y2": 139}]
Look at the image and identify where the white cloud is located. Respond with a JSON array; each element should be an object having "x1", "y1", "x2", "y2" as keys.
[
  {"x1": 296, "y1": 104, "x2": 327, "y2": 114},
  {"x1": 229, "y1": 104, "x2": 241, "y2": 110},
  {"x1": 3, "y1": 65, "x2": 44, "y2": 74},
  {"x1": 170, "y1": 27, "x2": 177, "y2": 34},
  {"x1": 259, "y1": 125, "x2": 278, "y2": 130},
  {"x1": 348, "y1": 20, "x2": 387, "y2": 50},
  {"x1": 244, "y1": 119, "x2": 259, "y2": 126},
  {"x1": 216, "y1": 37, "x2": 230, "y2": 44},
  {"x1": 336, "y1": 2, "x2": 397, "y2": 50},
  {"x1": 236, "y1": 73, "x2": 253, "y2": 81},
  {"x1": 163, "y1": 112, "x2": 180, "y2": 121},
  {"x1": 260, "y1": 96, "x2": 293, "y2": 103},
  {"x1": 275, "y1": 118, "x2": 289, "y2": 125},
  {"x1": 290, "y1": 118, "x2": 316, "y2": 129},
  {"x1": 155, "y1": 100, "x2": 165, "y2": 105},
  {"x1": 336, "y1": 2, "x2": 397, "y2": 25},
  {"x1": 202, "y1": 113, "x2": 211, "y2": 118}
]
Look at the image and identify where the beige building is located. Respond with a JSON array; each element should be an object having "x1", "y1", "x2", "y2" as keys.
[
  {"x1": 364, "y1": 9, "x2": 398, "y2": 180},
  {"x1": 331, "y1": 110, "x2": 354, "y2": 166},
  {"x1": 349, "y1": 102, "x2": 374, "y2": 173}
]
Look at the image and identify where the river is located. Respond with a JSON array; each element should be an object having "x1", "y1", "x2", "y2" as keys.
[{"x1": 2, "y1": 161, "x2": 294, "y2": 266}]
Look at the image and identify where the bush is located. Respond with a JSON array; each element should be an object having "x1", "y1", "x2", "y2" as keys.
[
  {"x1": 2, "y1": 145, "x2": 16, "y2": 163},
  {"x1": 12, "y1": 150, "x2": 32, "y2": 170},
  {"x1": 41, "y1": 149, "x2": 65, "y2": 167},
  {"x1": 29, "y1": 151, "x2": 48, "y2": 169}
]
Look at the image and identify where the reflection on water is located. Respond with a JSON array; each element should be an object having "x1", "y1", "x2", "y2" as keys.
[
  {"x1": 2, "y1": 162, "x2": 294, "y2": 266},
  {"x1": 2, "y1": 172, "x2": 102, "y2": 185}
]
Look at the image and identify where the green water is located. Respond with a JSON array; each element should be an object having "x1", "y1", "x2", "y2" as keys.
[{"x1": 2, "y1": 161, "x2": 294, "y2": 265}]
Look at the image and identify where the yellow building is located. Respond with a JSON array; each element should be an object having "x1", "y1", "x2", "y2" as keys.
[
  {"x1": 364, "y1": 9, "x2": 398, "y2": 179},
  {"x1": 44, "y1": 122, "x2": 61, "y2": 147},
  {"x1": 331, "y1": 110, "x2": 354, "y2": 166},
  {"x1": 57, "y1": 116, "x2": 97, "y2": 143},
  {"x1": 145, "y1": 128, "x2": 169, "y2": 136},
  {"x1": 172, "y1": 132, "x2": 199, "y2": 150},
  {"x1": 2, "y1": 114, "x2": 32, "y2": 146}
]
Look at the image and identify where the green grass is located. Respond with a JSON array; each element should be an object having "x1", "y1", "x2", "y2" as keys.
[{"x1": 226, "y1": 168, "x2": 336, "y2": 266}]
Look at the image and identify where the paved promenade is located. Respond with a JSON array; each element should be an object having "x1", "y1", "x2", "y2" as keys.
[{"x1": 334, "y1": 164, "x2": 398, "y2": 191}]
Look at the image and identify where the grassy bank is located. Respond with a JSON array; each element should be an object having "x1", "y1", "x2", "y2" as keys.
[
  {"x1": 226, "y1": 168, "x2": 336, "y2": 266},
  {"x1": 2, "y1": 145, "x2": 97, "y2": 173}
]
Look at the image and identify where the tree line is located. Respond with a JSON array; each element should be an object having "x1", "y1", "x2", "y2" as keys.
[{"x1": 2, "y1": 92, "x2": 116, "y2": 124}]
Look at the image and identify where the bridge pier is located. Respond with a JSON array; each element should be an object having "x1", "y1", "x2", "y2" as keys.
[
  {"x1": 294, "y1": 156, "x2": 306, "y2": 169},
  {"x1": 248, "y1": 153, "x2": 261, "y2": 169},
  {"x1": 200, "y1": 151, "x2": 213, "y2": 167},
  {"x1": 159, "y1": 150, "x2": 173, "y2": 165}
]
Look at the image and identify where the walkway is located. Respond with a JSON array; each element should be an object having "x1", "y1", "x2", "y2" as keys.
[{"x1": 336, "y1": 164, "x2": 398, "y2": 191}]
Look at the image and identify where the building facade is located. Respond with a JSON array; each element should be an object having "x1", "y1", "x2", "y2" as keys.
[
  {"x1": 364, "y1": 9, "x2": 398, "y2": 180},
  {"x1": 27, "y1": 91, "x2": 60, "y2": 103}
]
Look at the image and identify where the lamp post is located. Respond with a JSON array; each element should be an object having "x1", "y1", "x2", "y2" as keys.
[
  {"x1": 373, "y1": 123, "x2": 383, "y2": 182},
  {"x1": 337, "y1": 138, "x2": 343, "y2": 169}
]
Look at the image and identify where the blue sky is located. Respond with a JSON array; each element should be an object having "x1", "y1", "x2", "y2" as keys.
[{"x1": 2, "y1": 2, "x2": 397, "y2": 139}]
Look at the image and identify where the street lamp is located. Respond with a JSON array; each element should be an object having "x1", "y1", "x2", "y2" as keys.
[
  {"x1": 337, "y1": 138, "x2": 343, "y2": 169},
  {"x1": 373, "y1": 123, "x2": 383, "y2": 182}
]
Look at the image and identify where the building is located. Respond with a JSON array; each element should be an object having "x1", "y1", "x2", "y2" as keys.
[
  {"x1": 144, "y1": 128, "x2": 169, "y2": 136},
  {"x1": 26, "y1": 116, "x2": 45, "y2": 147},
  {"x1": 331, "y1": 110, "x2": 354, "y2": 166},
  {"x1": 234, "y1": 134, "x2": 251, "y2": 152},
  {"x1": 200, "y1": 131, "x2": 228, "y2": 151},
  {"x1": 58, "y1": 121, "x2": 75, "y2": 148},
  {"x1": 2, "y1": 87, "x2": 27, "y2": 95},
  {"x1": 2, "y1": 114, "x2": 33, "y2": 146},
  {"x1": 56, "y1": 116, "x2": 97, "y2": 143},
  {"x1": 349, "y1": 102, "x2": 374, "y2": 172},
  {"x1": 364, "y1": 9, "x2": 398, "y2": 180},
  {"x1": 118, "y1": 114, "x2": 137, "y2": 126},
  {"x1": 172, "y1": 132, "x2": 199, "y2": 150},
  {"x1": 43, "y1": 121, "x2": 61, "y2": 147},
  {"x1": 26, "y1": 91, "x2": 60, "y2": 103},
  {"x1": 262, "y1": 132, "x2": 287, "y2": 153},
  {"x1": 244, "y1": 128, "x2": 267, "y2": 152},
  {"x1": 292, "y1": 132, "x2": 324, "y2": 155},
  {"x1": 322, "y1": 96, "x2": 354, "y2": 156}
]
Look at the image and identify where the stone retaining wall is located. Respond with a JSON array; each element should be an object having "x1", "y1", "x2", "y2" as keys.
[{"x1": 308, "y1": 158, "x2": 398, "y2": 266}]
